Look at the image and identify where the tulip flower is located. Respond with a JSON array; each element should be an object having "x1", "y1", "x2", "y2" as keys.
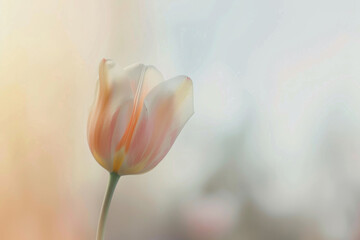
[{"x1": 88, "y1": 59, "x2": 194, "y2": 240}]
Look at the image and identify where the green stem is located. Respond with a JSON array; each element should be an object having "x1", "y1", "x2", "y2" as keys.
[{"x1": 96, "y1": 172, "x2": 120, "y2": 240}]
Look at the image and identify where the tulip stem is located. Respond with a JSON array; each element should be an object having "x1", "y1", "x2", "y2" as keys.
[{"x1": 96, "y1": 172, "x2": 120, "y2": 240}]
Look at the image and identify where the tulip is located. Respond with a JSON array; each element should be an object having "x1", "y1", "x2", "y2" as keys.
[{"x1": 88, "y1": 59, "x2": 194, "y2": 240}]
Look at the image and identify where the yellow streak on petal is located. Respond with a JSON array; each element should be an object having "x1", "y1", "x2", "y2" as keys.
[
  {"x1": 124, "y1": 156, "x2": 149, "y2": 175},
  {"x1": 113, "y1": 147, "x2": 126, "y2": 173}
]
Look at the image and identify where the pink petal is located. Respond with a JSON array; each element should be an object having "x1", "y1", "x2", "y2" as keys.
[
  {"x1": 115, "y1": 65, "x2": 164, "y2": 152},
  {"x1": 124, "y1": 75, "x2": 194, "y2": 174}
]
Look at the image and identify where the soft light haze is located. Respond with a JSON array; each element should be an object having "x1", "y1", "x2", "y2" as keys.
[{"x1": 0, "y1": 0, "x2": 359, "y2": 239}]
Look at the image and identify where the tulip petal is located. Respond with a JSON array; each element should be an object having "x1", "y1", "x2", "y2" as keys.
[
  {"x1": 115, "y1": 65, "x2": 164, "y2": 152},
  {"x1": 88, "y1": 60, "x2": 134, "y2": 170},
  {"x1": 99, "y1": 61, "x2": 164, "y2": 116},
  {"x1": 124, "y1": 76, "x2": 194, "y2": 174},
  {"x1": 116, "y1": 105, "x2": 150, "y2": 174},
  {"x1": 110, "y1": 100, "x2": 134, "y2": 160},
  {"x1": 88, "y1": 99, "x2": 133, "y2": 171},
  {"x1": 95, "y1": 61, "x2": 163, "y2": 116},
  {"x1": 121, "y1": 63, "x2": 164, "y2": 96}
]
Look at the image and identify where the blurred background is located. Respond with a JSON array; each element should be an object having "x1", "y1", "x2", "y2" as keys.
[{"x1": 0, "y1": 0, "x2": 360, "y2": 239}]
